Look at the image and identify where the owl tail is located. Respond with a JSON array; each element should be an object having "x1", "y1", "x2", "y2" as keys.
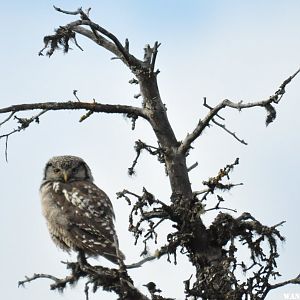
[{"x1": 102, "y1": 247, "x2": 125, "y2": 265}]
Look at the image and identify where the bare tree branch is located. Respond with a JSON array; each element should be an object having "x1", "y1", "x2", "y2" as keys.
[
  {"x1": 203, "y1": 97, "x2": 225, "y2": 121},
  {"x1": 18, "y1": 273, "x2": 77, "y2": 291},
  {"x1": 40, "y1": 6, "x2": 143, "y2": 69},
  {"x1": 70, "y1": 25, "x2": 120, "y2": 56},
  {"x1": 0, "y1": 102, "x2": 147, "y2": 161},
  {"x1": 0, "y1": 101, "x2": 147, "y2": 119},
  {"x1": 53, "y1": 5, "x2": 83, "y2": 16},
  {"x1": 39, "y1": 6, "x2": 164, "y2": 78},
  {"x1": 150, "y1": 41, "x2": 161, "y2": 73},
  {"x1": 179, "y1": 67, "x2": 300, "y2": 154},
  {"x1": 187, "y1": 161, "x2": 198, "y2": 172},
  {"x1": 52, "y1": 6, "x2": 130, "y2": 60}
]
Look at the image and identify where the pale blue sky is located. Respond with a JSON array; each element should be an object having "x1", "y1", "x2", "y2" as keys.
[{"x1": 1, "y1": 1, "x2": 300, "y2": 300}]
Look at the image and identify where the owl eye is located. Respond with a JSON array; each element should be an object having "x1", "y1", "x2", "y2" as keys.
[
  {"x1": 71, "y1": 167, "x2": 77, "y2": 172},
  {"x1": 53, "y1": 168, "x2": 60, "y2": 173}
]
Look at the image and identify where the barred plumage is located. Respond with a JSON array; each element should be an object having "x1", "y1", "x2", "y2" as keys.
[{"x1": 40, "y1": 155, "x2": 124, "y2": 264}]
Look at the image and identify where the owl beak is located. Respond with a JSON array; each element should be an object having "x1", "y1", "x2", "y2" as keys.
[{"x1": 63, "y1": 171, "x2": 69, "y2": 182}]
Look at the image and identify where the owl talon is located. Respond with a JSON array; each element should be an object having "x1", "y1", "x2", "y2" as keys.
[{"x1": 77, "y1": 250, "x2": 87, "y2": 266}]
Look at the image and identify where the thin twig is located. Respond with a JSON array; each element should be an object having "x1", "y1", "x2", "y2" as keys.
[
  {"x1": 128, "y1": 140, "x2": 165, "y2": 175},
  {"x1": 18, "y1": 273, "x2": 67, "y2": 289},
  {"x1": 84, "y1": 281, "x2": 90, "y2": 300},
  {"x1": 73, "y1": 90, "x2": 81, "y2": 102},
  {"x1": 187, "y1": 162, "x2": 198, "y2": 172},
  {"x1": 273, "y1": 67, "x2": 300, "y2": 103},
  {"x1": 212, "y1": 118, "x2": 248, "y2": 145},
  {"x1": 193, "y1": 188, "x2": 210, "y2": 196},
  {"x1": 5, "y1": 135, "x2": 8, "y2": 162},
  {"x1": 53, "y1": 5, "x2": 82, "y2": 15},
  {"x1": 129, "y1": 78, "x2": 139, "y2": 84},
  {"x1": 0, "y1": 112, "x2": 15, "y2": 126},
  {"x1": 205, "y1": 206, "x2": 237, "y2": 213},
  {"x1": 150, "y1": 41, "x2": 161, "y2": 73},
  {"x1": 1, "y1": 109, "x2": 48, "y2": 161},
  {"x1": 193, "y1": 159, "x2": 241, "y2": 203},
  {"x1": 73, "y1": 35, "x2": 84, "y2": 51},
  {"x1": 203, "y1": 97, "x2": 225, "y2": 121},
  {"x1": 79, "y1": 99, "x2": 96, "y2": 122}
]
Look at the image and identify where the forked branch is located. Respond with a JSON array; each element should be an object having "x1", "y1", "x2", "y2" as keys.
[
  {"x1": 39, "y1": 6, "x2": 161, "y2": 75},
  {"x1": 0, "y1": 102, "x2": 147, "y2": 160},
  {"x1": 179, "y1": 67, "x2": 300, "y2": 154}
]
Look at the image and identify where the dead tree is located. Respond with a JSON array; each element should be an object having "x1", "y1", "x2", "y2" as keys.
[{"x1": 1, "y1": 6, "x2": 300, "y2": 300}]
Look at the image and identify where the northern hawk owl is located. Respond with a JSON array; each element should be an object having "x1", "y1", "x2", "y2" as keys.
[{"x1": 40, "y1": 155, "x2": 124, "y2": 264}]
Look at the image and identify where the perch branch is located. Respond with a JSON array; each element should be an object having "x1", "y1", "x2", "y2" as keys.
[{"x1": 19, "y1": 260, "x2": 150, "y2": 300}]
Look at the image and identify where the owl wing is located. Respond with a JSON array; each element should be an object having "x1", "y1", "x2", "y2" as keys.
[
  {"x1": 60, "y1": 181, "x2": 115, "y2": 218},
  {"x1": 52, "y1": 181, "x2": 123, "y2": 263}
]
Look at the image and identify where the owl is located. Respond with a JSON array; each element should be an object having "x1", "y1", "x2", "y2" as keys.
[{"x1": 40, "y1": 155, "x2": 124, "y2": 264}]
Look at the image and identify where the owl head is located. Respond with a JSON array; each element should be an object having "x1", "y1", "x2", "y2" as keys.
[{"x1": 43, "y1": 155, "x2": 94, "y2": 183}]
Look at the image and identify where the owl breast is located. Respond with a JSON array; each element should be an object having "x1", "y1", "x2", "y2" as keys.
[
  {"x1": 40, "y1": 182, "x2": 69, "y2": 226},
  {"x1": 40, "y1": 181, "x2": 76, "y2": 251}
]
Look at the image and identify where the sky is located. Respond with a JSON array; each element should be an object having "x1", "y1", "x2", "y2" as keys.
[{"x1": 1, "y1": 1, "x2": 300, "y2": 299}]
